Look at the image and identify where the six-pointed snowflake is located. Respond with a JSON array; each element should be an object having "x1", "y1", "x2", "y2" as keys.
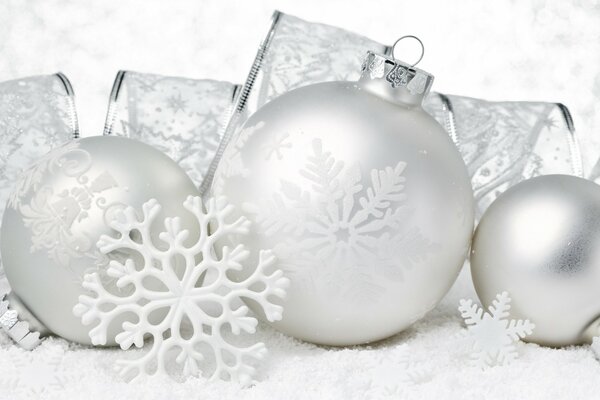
[
  {"x1": 459, "y1": 291, "x2": 535, "y2": 367},
  {"x1": 246, "y1": 138, "x2": 437, "y2": 301},
  {"x1": 261, "y1": 132, "x2": 292, "y2": 160},
  {"x1": 73, "y1": 195, "x2": 289, "y2": 386}
]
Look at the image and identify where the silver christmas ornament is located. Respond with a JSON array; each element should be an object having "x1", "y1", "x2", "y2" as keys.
[
  {"x1": 471, "y1": 174, "x2": 600, "y2": 347},
  {"x1": 212, "y1": 38, "x2": 475, "y2": 346},
  {"x1": 0, "y1": 136, "x2": 200, "y2": 346}
]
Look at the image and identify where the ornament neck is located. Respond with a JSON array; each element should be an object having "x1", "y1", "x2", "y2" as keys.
[
  {"x1": 358, "y1": 73, "x2": 426, "y2": 107},
  {"x1": 359, "y1": 51, "x2": 433, "y2": 107}
]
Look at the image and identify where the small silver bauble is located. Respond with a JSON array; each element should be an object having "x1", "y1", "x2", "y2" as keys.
[
  {"x1": 0, "y1": 136, "x2": 200, "y2": 345},
  {"x1": 211, "y1": 46, "x2": 475, "y2": 345},
  {"x1": 471, "y1": 174, "x2": 600, "y2": 346}
]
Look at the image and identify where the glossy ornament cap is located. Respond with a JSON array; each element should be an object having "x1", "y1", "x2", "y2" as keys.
[
  {"x1": 360, "y1": 36, "x2": 434, "y2": 106},
  {"x1": 211, "y1": 36, "x2": 475, "y2": 346}
]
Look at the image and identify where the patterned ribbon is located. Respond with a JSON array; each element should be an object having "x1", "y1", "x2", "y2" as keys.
[
  {"x1": 103, "y1": 71, "x2": 240, "y2": 187},
  {"x1": 0, "y1": 73, "x2": 79, "y2": 289},
  {"x1": 203, "y1": 10, "x2": 584, "y2": 219},
  {"x1": 0, "y1": 10, "x2": 588, "y2": 287}
]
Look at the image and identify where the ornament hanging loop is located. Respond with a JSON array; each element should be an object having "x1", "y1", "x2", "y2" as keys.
[{"x1": 392, "y1": 35, "x2": 425, "y2": 67}]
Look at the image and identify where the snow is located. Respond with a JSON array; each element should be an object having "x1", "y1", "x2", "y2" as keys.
[{"x1": 1, "y1": 0, "x2": 600, "y2": 399}]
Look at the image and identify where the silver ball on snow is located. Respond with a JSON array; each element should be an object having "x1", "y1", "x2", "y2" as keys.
[
  {"x1": 0, "y1": 136, "x2": 200, "y2": 345},
  {"x1": 212, "y1": 80, "x2": 474, "y2": 346},
  {"x1": 471, "y1": 174, "x2": 600, "y2": 346}
]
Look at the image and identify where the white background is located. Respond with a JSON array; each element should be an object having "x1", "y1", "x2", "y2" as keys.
[
  {"x1": 1, "y1": 0, "x2": 599, "y2": 168},
  {"x1": 1, "y1": 1, "x2": 600, "y2": 399}
]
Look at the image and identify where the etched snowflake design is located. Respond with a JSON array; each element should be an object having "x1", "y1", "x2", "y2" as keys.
[
  {"x1": 261, "y1": 132, "x2": 292, "y2": 160},
  {"x1": 246, "y1": 138, "x2": 436, "y2": 299},
  {"x1": 4, "y1": 140, "x2": 124, "y2": 285},
  {"x1": 7, "y1": 140, "x2": 82, "y2": 210},
  {"x1": 73, "y1": 196, "x2": 289, "y2": 386},
  {"x1": 459, "y1": 291, "x2": 535, "y2": 367}
]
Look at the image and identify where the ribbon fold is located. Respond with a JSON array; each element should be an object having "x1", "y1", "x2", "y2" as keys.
[{"x1": 0, "y1": 10, "x2": 589, "y2": 283}]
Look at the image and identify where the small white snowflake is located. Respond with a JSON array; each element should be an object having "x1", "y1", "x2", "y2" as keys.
[
  {"x1": 73, "y1": 196, "x2": 289, "y2": 386},
  {"x1": 459, "y1": 291, "x2": 535, "y2": 367}
]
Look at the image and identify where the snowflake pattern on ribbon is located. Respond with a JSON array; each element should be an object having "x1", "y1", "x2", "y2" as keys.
[
  {"x1": 459, "y1": 291, "x2": 535, "y2": 367},
  {"x1": 74, "y1": 196, "x2": 289, "y2": 386},
  {"x1": 0, "y1": 74, "x2": 77, "y2": 281},
  {"x1": 105, "y1": 71, "x2": 238, "y2": 188},
  {"x1": 224, "y1": 11, "x2": 581, "y2": 221}
]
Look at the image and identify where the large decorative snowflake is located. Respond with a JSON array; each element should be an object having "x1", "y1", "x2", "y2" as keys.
[
  {"x1": 459, "y1": 291, "x2": 535, "y2": 367},
  {"x1": 73, "y1": 195, "x2": 289, "y2": 386},
  {"x1": 246, "y1": 138, "x2": 436, "y2": 300}
]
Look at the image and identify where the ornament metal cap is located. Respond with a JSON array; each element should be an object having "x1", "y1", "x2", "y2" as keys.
[
  {"x1": 0, "y1": 293, "x2": 44, "y2": 350},
  {"x1": 360, "y1": 36, "x2": 434, "y2": 105}
]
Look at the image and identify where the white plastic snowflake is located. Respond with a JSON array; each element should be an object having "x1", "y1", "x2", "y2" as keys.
[
  {"x1": 459, "y1": 291, "x2": 535, "y2": 367},
  {"x1": 73, "y1": 196, "x2": 289, "y2": 385}
]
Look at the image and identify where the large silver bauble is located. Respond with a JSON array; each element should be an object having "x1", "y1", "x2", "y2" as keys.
[
  {"x1": 212, "y1": 78, "x2": 475, "y2": 345},
  {"x1": 0, "y1": 136, "x2": 199, "y2": 345},
  {"x1": 471, "y1": 174, "x2": 600, "y2": 346}
]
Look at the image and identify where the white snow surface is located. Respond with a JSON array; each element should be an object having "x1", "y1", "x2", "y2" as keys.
[{"x1": 1, "y1": 1, "x2": 600, "y2": 399}]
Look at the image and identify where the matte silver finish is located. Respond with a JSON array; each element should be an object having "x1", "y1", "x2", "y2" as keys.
[
  {"x1": 212, "y1": 74, "x2": 474, "y2": 346},
  {"x1": 471, "y1": 174, "x2": 600, "y2": 346},
  {"x1": 0, "y1": 136, "x2": 199, "y2": 346}
]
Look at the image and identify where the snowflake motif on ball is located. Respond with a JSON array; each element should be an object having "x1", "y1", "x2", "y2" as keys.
[
  {"x1": 73, "y1": 196, "x2": 289, "y2": 385},
  {"x1": 247, "y1": 138, "x2": 436, "y2": 300},
  {"x1": 262, "y1": 132, "x2": 292, "y2": 160},
  {"x1": 459, "y1": 292, "x2": 535, "y2": 367}
]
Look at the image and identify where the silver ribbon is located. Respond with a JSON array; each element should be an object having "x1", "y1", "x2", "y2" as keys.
[
  {"x1": 203, "y1": 10, "x2": 584, "y2": 220},
  {"x1": 0, "y1": 73, "x2": 79, "y2": 289},
  {"x1": 0, "y1": 12, "x2": 589, "y2": 347},
  {"x1": 103, "y1": 71, "x2": 240, "y2": 187}
]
